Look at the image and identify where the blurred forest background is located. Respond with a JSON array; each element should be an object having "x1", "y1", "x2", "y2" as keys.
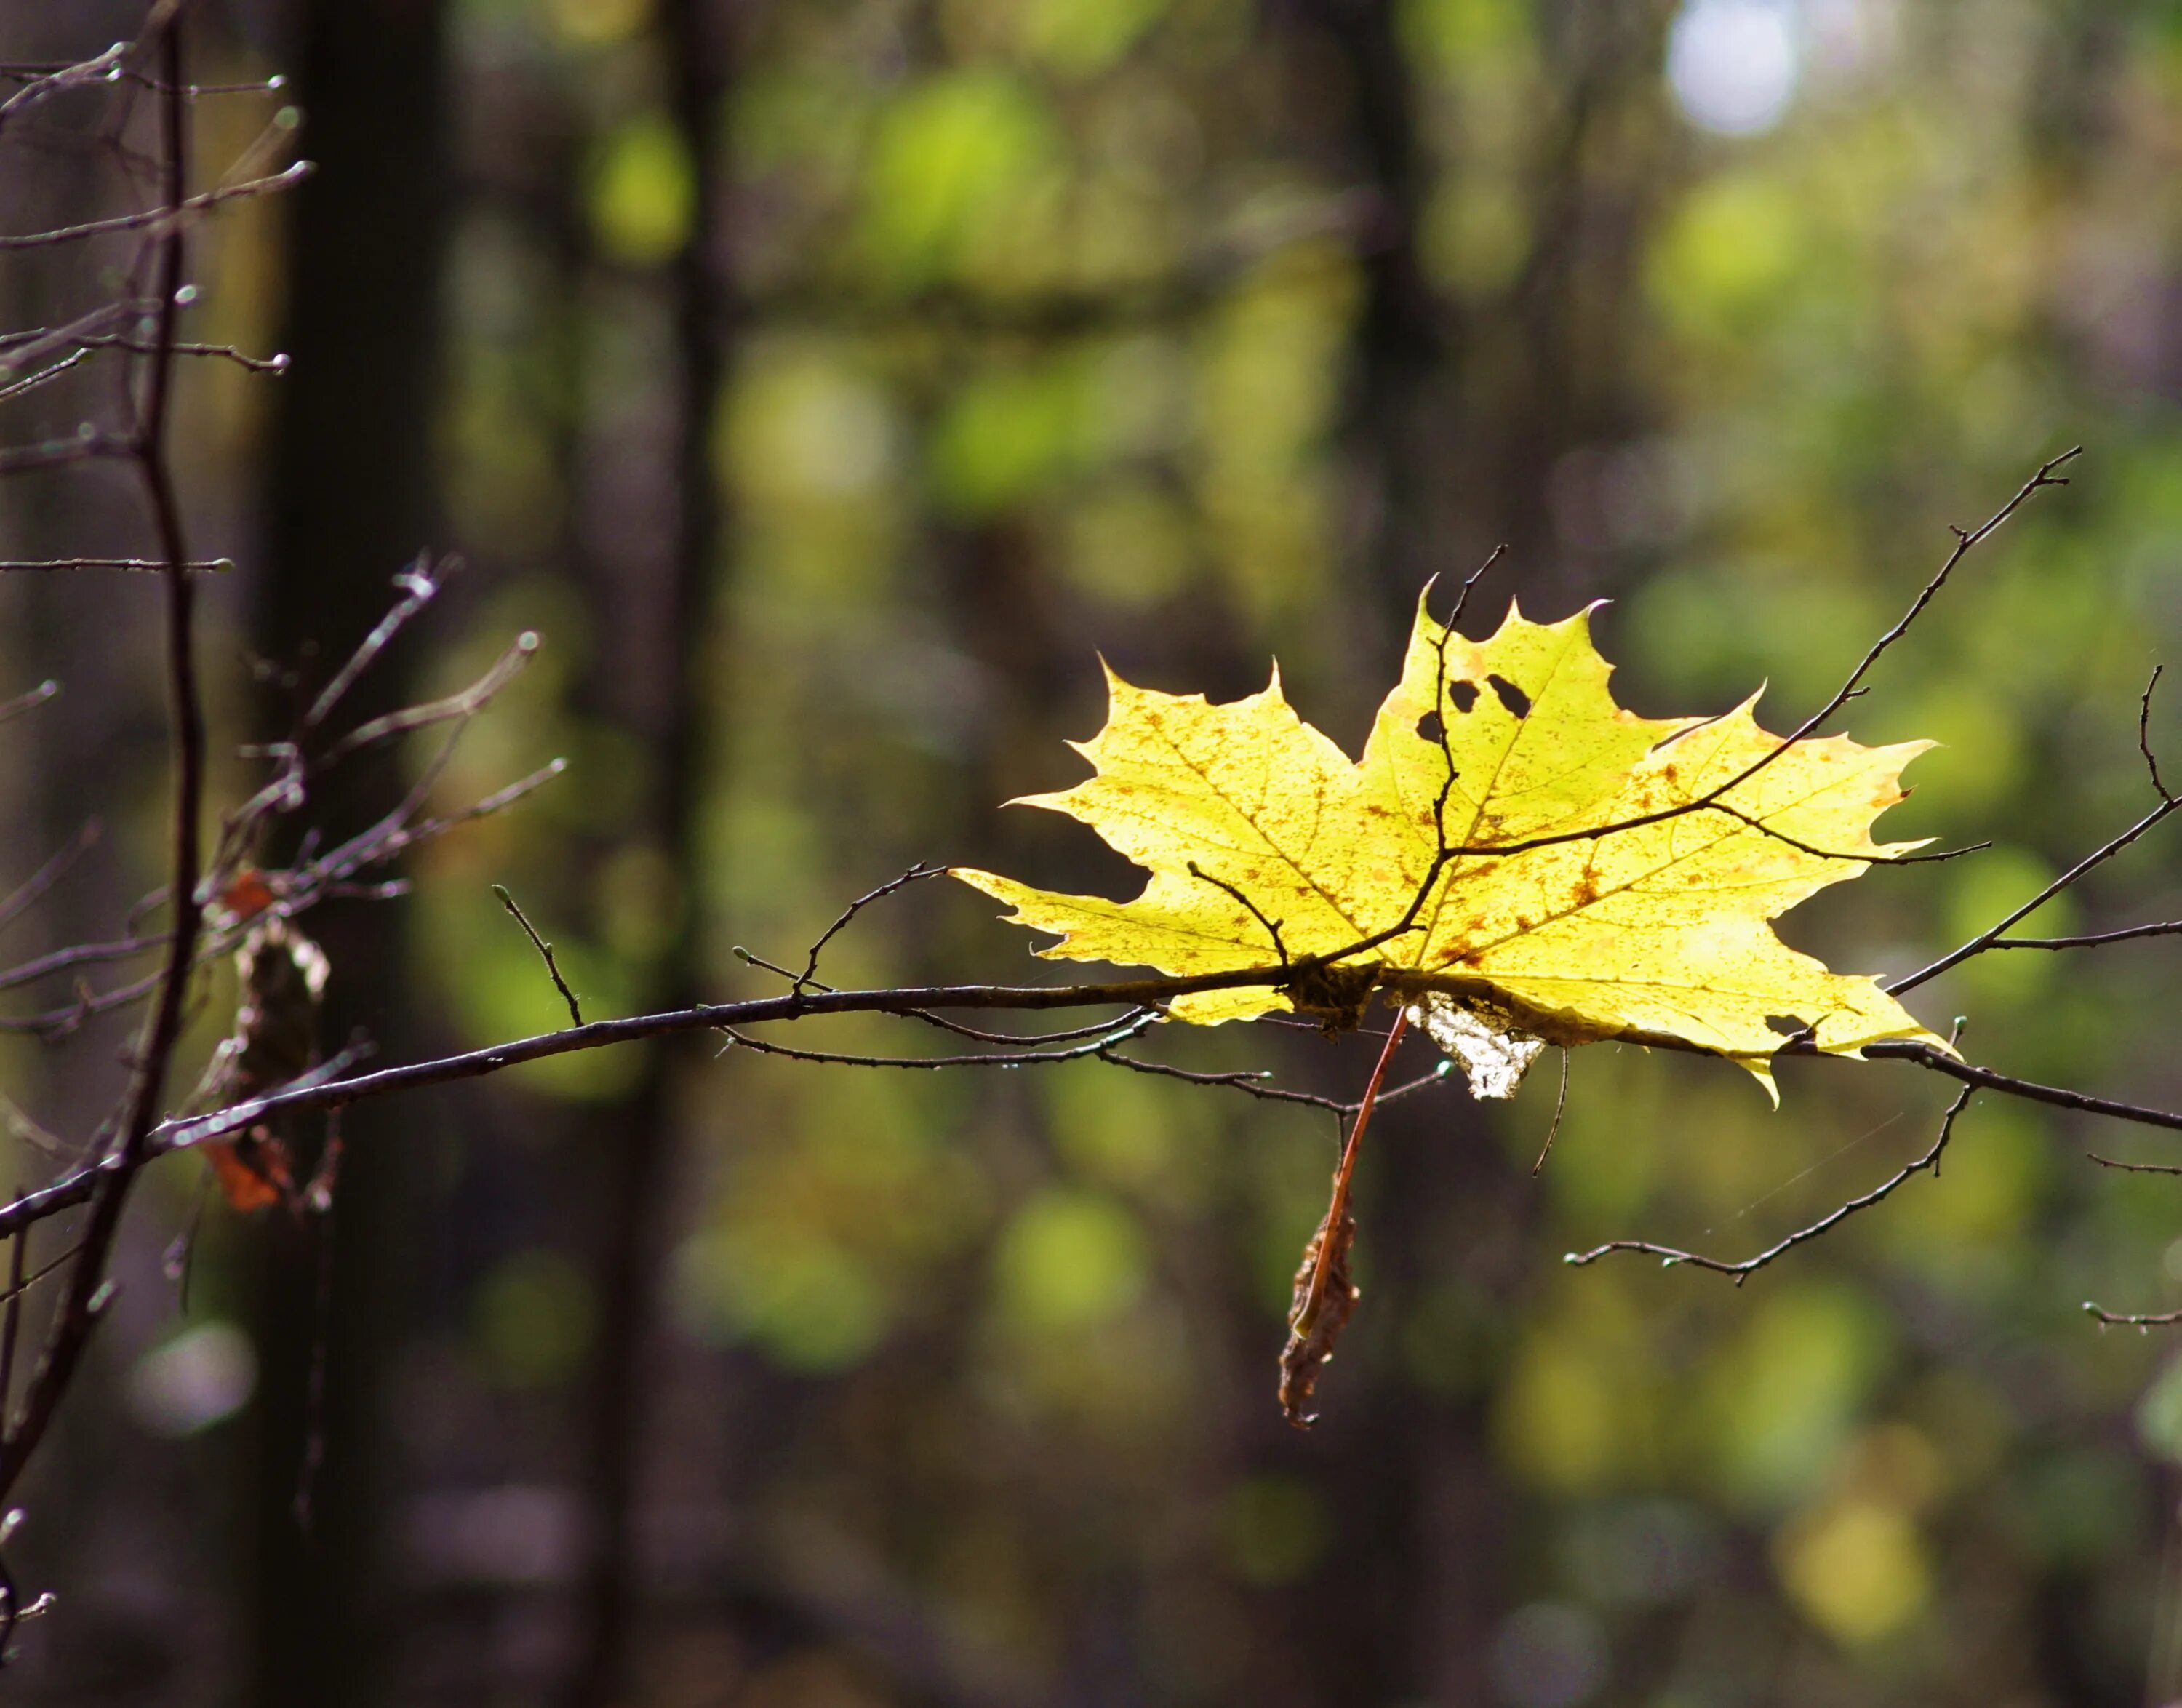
[{"x1": 4, "y1": 0, "x2": 2182, "y2": 1704}]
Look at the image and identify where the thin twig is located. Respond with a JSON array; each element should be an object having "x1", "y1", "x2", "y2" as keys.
[
  {"x1": 63, "y1": 332, "x2": 289, "y2": 372},
  {"x1": 1187, "y1": 861, "x2": 1288, "y2": 964},
  {"x1": 0, "y1": 63, "x2": 287, "y2": 100},
  {"x1": 311, "y1": 628, "x2": 535, "y2": 769},
  {"x1": 1095, "y1": 1047, "x2": 1346, "y2": 1112},
  {"x1": 2085, "y1": 1304, "x2": 2182, "y2": 1328},
  {"x1": 735, "y1": 945, "x2": 804, "y2": 982},
  {"x1": 794, "y1": 863, "x2": 943, "y2": 993},
  {"x1": 0, "y1": 300, "x2": 142, "y2": 365},
  {"x1": 1442, "y1": 543, "x2": 1508, "y2": 632},
  {"x1": 1985, "y1": 922, "x2": 2182, "y2": 951},
  {"x1": 0, "y1": 929, "x2": 169, "y2": 994},
  {"x1": 1890, "y1": 793, "x2": 2182, "y2": 995},
  {"x1": 0, "y1": 348, "x2": 85, "y2": 403},
  {"x1": 303, "y1": 554, "x2": 443, "y2": 731},
  {"x1": 0, "y1": 819, "x2": 97, "y2": 935},
  {"x1": 1565, "y1": 1086, "x2": 1975, "y2": 1282},
  {"x1": 1532, "y1": 1047, "x2": 1569, "y2": 1175},
  {"x1": 0, "y1": 159, "x2": 308, "y2": 250},
  {"x1": 0, "y1": 44, "x2": 127, "y2": 130},
  {"x1": 0, "y1": 680, "x2": 57, "y2": 725},
  {"x1": 1701, "y1": 802, "x2": 1989, "y2": 866},
  {"x1": 716, "y1": 1012, "x2": 1156, "y2": 1071},
  {"x1": 2086, "y1": 1152, "x2": 2182, "y2": 1177},
  {"x1": 0, "y1": 1202, "x2": 24, "y2": 1426},
  {"x1": 0, "y1": 556, "x2": 231, "y2": 572},
  {"x1": 492, "y1": 885, "x2": 582, "y2": 1026},
  {"x1": 2142, "y1": 665, "x2": 2173, "y2": 802}
]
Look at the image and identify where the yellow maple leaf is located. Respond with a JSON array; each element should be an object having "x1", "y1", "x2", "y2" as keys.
[{"x1": 951, "y1": 598, "x2": 1949, "y2": 1100}]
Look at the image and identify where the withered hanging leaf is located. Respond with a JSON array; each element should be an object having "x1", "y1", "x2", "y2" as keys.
[
  {"x1": 193, "y1": 907, "x2": 329, "y2": 1213},
  {"x1": 1278, "y1": 1195, "x2": 1359, "y2": 1430}
]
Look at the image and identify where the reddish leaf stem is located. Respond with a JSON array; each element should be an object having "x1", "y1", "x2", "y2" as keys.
[{"x1": 1295, "y1": 1007, "x2": 1409, "y2": 1335}]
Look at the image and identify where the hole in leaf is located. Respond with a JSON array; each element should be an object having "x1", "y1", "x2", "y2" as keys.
[
  {"x1": 1446, "y1": 680, "x2": 1479, "y2": 714},
  {"x1": 1488, "y1": 676, "x2": 1531, "y2": 719},
  {"x1": 1763, "y1": 1015, "x2": 1805, "y2": 1037},
  {"x1": 1416, "y1": 711, "x2": 1444, "y2": 743}
]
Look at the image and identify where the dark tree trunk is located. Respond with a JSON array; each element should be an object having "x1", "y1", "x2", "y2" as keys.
[
  {"x1": 246, "y1": 0, "x2": 449, "y2": 1703},
  {"x1": 562, "y1": 1, "x2": 735, "y2": 1699}
]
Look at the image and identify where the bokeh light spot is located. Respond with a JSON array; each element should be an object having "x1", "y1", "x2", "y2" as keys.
[
  {"x1": 127, "y1": 1322, "x2": 257, "y2": 1437},
  {"x1": 1667, "y1": 0, "x2": 1802, "y2": 136}
]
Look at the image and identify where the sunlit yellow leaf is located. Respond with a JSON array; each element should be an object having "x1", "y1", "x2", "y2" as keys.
[{"x1": 953, "y1": 596, "x2": 1946, "y2": 1096}]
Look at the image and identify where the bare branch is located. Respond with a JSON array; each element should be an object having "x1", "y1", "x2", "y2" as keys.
[
  {"x1": 0, "y1": 159, "x2": 308, "y2": 250},
  {"x1": 1888, "y1": 794, "x2": 2182, "y2": 996},
  {"x1": 1985, "y1": 922, "x2": 2182, "y2": 951},
  {"x1": 794, "y1": 863, "x2": 943, "y2": 994},
  {"x1": 0, "y1": 44, "x2": 127, "y2": 132},
  {"x1": 77, "y1": 970, "x2": 2176, "y2": 1184},
  {"x1": 2142, "y1": 664, "x2": 2173, "y2": 803},
  {"x1": 2084, "y1": 1304, "x2": 2182, "y2": 1328},
  {"x1": 0, "y1": 1206, "x2": 25, "y2": 1426},
  {"x1": 0, "y1": 929, "x2": 167, "y2": 996},
  {"x1": 1532, "y1": 1047, "x2": 1568, "y2": 1175},
  {"x1": 1441, "y1": 542, "x2": 1508, "y2": 633},
  {"x1": 2086, "y1": 1152, "x2": 2182, "y2": 1176},
  {"x1": 0, "y1": 820, "x2": 97, "y2": 935},
  {"x1": 717, "y1": 1011, "x2": 1156, "y2": 1072},
  {"x1": 1565, "y1": 1086, "x2": 1974, "y2": 1281},
  {"x1": 311, "y1": 628, "x2": 536, "y2": 769},
  {"x1": 0, "y1": 348, "x2": 86, "y2": 403},
  {"x1": 0, "y1": 60, "x2": 289, "y2": 100},
  {"x1": 1188, "y1": 861, "x2": 1288, "y2": 965},
  {"x1": 1094, "y1": 1047, "x2": 1346, "y2": 1112},
  {"x1": 0, "y1": 556, "x2": 230, "y2": 572},
  {"x1": 0, "y1": 679, "x2": 57, "y2": 725},
  {"x1": 303, "y1": 554, "x2": 444, "y2": 731},
  {"x1": 1858, "y1": 1038, "x2": 2182, "y2": 1131},
  {"x1": 1702, "y1": 802, "x2": 1989, "y2": 866},
  {"x1": 492, "y1": 885, "x2": 582, "y2": 1026},
  {"x1": 67, "y1": 332, "x2": 289, "y2": 372}
]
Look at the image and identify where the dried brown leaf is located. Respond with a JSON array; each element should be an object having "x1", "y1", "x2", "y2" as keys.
[{"x1": 1278, "y1": 1196, "x2": 1359, "y2": 1429}]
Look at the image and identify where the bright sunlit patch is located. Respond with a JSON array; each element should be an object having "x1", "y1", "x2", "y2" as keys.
[{"x1": 1666, "y1": 0, "x2": 1802, "y2": 136}]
